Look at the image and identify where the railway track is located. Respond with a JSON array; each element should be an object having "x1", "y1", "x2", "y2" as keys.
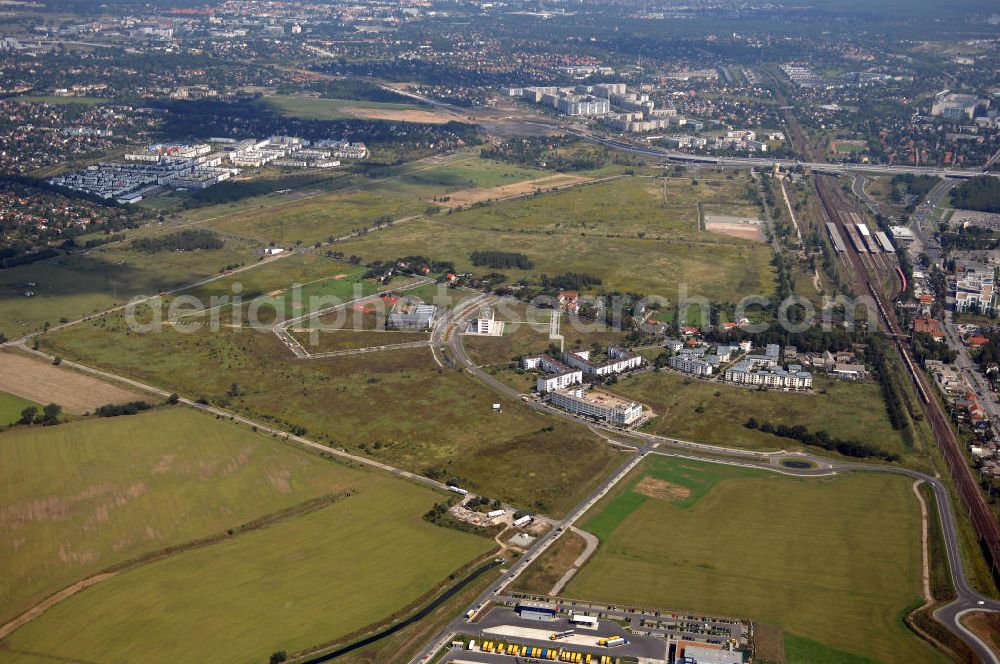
[{"x1": 816, "y1": 176, "x2": 1000, "y2": 579}]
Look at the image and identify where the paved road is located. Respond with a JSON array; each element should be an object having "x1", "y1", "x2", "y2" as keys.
[
  {"x1": 380, "y1": 87, "x2": 999, "y2": 179},
  {"x1": 272, "y1": 277, "x2": 433, "y2": 359},
  {"x1": 909, "y1": 178, "x2": 958, "y2": 268},
  {"x1": 407, "y1": 304, "x2": 1000, "y2": 664}
]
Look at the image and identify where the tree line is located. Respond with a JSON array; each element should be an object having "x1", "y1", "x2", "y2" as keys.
[
  {"x1": 132, "y1": 229, "x2": 224, "y2": 253},
  {"x1": 470, "y1": 250, "x2": 533, "y2": 270},
  {"x1": 745, "y1": 419, "x2": 900, "y2": 462}
]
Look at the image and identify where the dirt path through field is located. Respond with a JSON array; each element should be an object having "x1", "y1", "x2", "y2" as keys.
[
  {"x1": 912, "y1": 479, "x2": 932, "y2": 602},
  {"x1": 0, "y1": 573, "x2": 116, "y2": 640},
  {"x1": 548, "y1": 526, "x2": 599, "y2": 596}
]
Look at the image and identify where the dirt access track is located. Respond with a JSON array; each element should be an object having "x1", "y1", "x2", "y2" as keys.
[
  {"x1": 439, "y1": 174, "x2": 593, "y2": 208},
  {"x1": 0, "y1": 350, "x2": 144, "y2": 414}
]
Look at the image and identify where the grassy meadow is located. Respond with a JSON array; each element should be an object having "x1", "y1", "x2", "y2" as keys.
[
  {"x1": 568, "y1": 455, "x2": 940, "y2": 664},
  {"x1": 40, "y1": 314, "x2": 623, "y2": 515},
  {"x1": 265, "y1": 94, "x2": 430, "y2": 120},
  {"x1": 333, "y1": 177, "x2": 774, "y2": 300},
  {"x1": 609, "y1": 370, "x2": 911, "y2": 459},
  {"x1": 199, "y1": 152, "x2": 551, "y2": 244},
  {"x1": 0, "y1": 391, "x2": 38, "y2": 427},
  {"x1": 0, "y1": 232, "x2": 262, "y2": 337}
]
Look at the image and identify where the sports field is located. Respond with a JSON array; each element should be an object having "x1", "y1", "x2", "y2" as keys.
[
  {"x1": 609, "y1": 370, "x2": 911, "y2": 458},
  {"x1": 0, "y1": 391, "x2": 37, "y2": 427},
  {"x1": 567, "y1": 456, "x2": 941, "y2": 664},
  {"x1": 0, "y1": 408, "x2": 493, "y2": 662},
  {"x1": 41, "y1": 315, "x2": 622, "y2": 516}
]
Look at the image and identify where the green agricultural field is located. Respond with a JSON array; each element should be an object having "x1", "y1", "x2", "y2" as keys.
[
  {"x1": 41, "y1": 313, "x2": 622, "y2": 515},
  {"x1": 0, "y1": 408, "x2": 377, "y2": 624},
  {"x1": 265, "y1": 94, "x2": 429, "y2": 120},
  {"x1": 0, "y1": 391, "x2": 38, "y2": 427},
  {"x1": 0, "y1": 233, "x2": 262, "y2": 337},
  {"x1": 610, "y1": 371, "x2": 911, "y2": 459},
  {"x1": 568, "y1": 456, "x2": 940, "y2": 664},
  {"x1": 0, "y1": 413, "x2": 492, "y2": 663}
]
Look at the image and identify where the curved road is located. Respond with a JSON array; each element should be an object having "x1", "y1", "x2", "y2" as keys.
[
  {"x1": 4, "y1": 275, "x2": 997, "y2": 659},
  {"x1": 409, "y1": 301, "x2": 1000, "y2": 664}
]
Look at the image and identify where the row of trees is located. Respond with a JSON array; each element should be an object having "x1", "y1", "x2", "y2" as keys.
[
  {"x1": 538, "y1": 272, "x2": 602, "y2": 291},
  {"x1": 470, "y1": 250, "x2": 533, "y2": 270},
  {"x1": 864, "y1": 338, "x2": 913, "y2": 439},
  {"x1": 132, "y1": 229, "x2": 224, "y2": 253},
  {"x1": 745, "y1": 419, "x2": 900, "y2": 462},
  {"x1": 94, "y1": 401, "x2": 153, "y2": 417}
]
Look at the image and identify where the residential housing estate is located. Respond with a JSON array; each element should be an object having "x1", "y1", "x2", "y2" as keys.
[
  {"x1": 954, "y1": 263, "x2": 995, "y2": 315},
  {"x1": 549, "y1": 387, "x2": 644, "y2": 427},
  {"x1": 563, "y1": 346, "x2": 642, "y2": 376},
  {"x1": 522, "y1": 346, "x2": 645, "y2": 426},
  {"x1": 667, "y1": 342, "x2": 813, "y2": 390},
  {"x1": 724, "y1": 344, "x2": 813, "y2": 390}
]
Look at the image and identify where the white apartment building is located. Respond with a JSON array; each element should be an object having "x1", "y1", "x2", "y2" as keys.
[
  {"x1": 467, "y1": 306, "x2": 504, "y2": 336},
  {"x1": 522, "y1": 355, "x2": 583, "y2": 393},
  {"x1": 564, "y1": 346, "x2": 642, "y2": 376},
  {"x1": 549, "y1": 387, "x2": 643, "y2": 427},
  {"x1": 669, "y1": 353, "x2": 713, "y2": 376},
  {"x1": 955, "y1": 269, "x2": 995, "y2": 315},
  {"x1": 724, "y1": 361, "x2": 813, "y2": 390}
]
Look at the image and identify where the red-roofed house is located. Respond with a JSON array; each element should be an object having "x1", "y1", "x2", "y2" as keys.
[
  {"x1": 558, "y1": 290, "x2": 580, "y2": 314},
  {"x1": 913, "y1": 318, "x2": 946, "y2": 341},
  {"x1": 968, "y1": 335, "x2": 990, "y2": 349}
]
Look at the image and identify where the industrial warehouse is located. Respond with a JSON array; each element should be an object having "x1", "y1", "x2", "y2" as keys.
[{"x1": 439, "y1": 596, "x2": 749, "y2": 664}]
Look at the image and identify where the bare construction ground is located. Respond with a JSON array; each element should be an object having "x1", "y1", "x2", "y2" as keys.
[
  {"x1": 704, "y1": 214, "x2": 764, "y2": 242},
  {"x1": 0, "y1": 350, "x2": 143, "y2": 414},
  {"x1": 342, "y1": 107, "x2": 458, "y2": 124},
  {"x1": 439, "y1": 174, "x2": 592, "y2": 207}
]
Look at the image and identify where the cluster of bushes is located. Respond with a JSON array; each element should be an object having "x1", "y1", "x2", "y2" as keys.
[
  {"x1": 470, "y1": 250, "x2": 533, "y2": 270},
  {"x1": 891, "y1": 174, "x2": 940, "y2": 209},
  {"x1": 423, "y1": 501, "x2": 489, "y2": 536},
  {"x1": 94, "y1": 401, "x2": 152, "y2": 417},
  {"x1": 540, "y1": 272, "x2": 602, "y2": 291},
  {"x1": 951, "y1": 176, "x2": 1000, "y2": 213},
  {"x1": 17, "y1": 403, "x2": 62, "y2": 426},
  {"x1": 132, "y1": 229, "x2": 224, "y2": 253},
  {"x1": 745, "y1": 419, "x2": 900, "y2": 462}
]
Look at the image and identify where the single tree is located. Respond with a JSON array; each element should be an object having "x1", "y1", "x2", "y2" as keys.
[
  {"x1": 39, "y1": 403, "x2": 62, "y2": 425},
  {"x1": 19, "y1": 406, "x2": 37, "y2": 425}
]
